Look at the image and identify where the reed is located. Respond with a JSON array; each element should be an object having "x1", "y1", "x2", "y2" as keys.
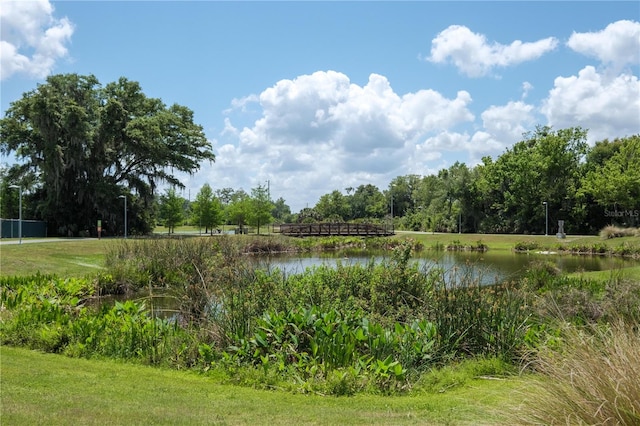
[{"x1": 518, "y1": 321, "x2": 640, "y2": 425}]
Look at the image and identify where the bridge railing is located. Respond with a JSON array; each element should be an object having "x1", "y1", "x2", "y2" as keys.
[{"x1": 277, "y1": 222, "x2": 394, "y2": 237}]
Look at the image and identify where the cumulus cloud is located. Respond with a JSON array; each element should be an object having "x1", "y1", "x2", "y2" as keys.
[
  {"x1": 567, "y1": 20, "x2": 640, "y2": 69},
  {"x1": 541, "y1": 66, "x2": 640, "y2": 143},
  {"x1": 200, "y1": 71, "x2": 478, "y2": 209},
  {"x1": 428, "y1": 25, "x2": 558, "y2": 77},
  {"x1": 0, "y1": 0, "x2": 74, "y2": 80},
  {"x1": 481, "y1": 101, "x2": 536, "y2": 145}
]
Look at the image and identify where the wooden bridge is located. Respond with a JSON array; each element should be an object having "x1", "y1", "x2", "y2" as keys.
[{"x1": 277, "y1": 223, "x2": 394, "y2": 237}]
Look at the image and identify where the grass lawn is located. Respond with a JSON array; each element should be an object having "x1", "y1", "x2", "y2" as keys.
[
  {"x1": 0, "y1": 239, "x2": 110, "y2": 277},
  {"x1": 568, "y1": 264, "x2": 640, "y2": 282},
  {"x1": 396, "y1": 231, "x2": 640, "y2": 252},
  {"x1": 0, "y1": 346, "x2": 524, "y2": 425}
]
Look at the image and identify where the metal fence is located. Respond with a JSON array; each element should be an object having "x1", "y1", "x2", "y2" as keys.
[{"x1": 0, "y1": 218, "x2": 47, "y2": 238}]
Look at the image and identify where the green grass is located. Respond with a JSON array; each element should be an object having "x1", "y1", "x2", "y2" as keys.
[
  {"x1": 1, "y1": 233, "x2": 638, "y2": 278},
  {"x1": 1, "y1": 346, "x2": 522, "y2": 425},
  {"x1": 0, "y1": 239, "x2": 109, "y2": 277},
  {"x1": 395, "y1": 231, "x2": 598, "y2": 251},
  {"x1": 568, "y1": 264, "x2": 640, "y2": 282}
]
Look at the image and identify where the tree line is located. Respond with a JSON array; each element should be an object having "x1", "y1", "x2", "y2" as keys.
[
  {"x1": 306, "y1": 128, "x2": 639, "y2": 235},
  {"x1": 1, "y1": 74, "x2": 638, "y2": 236},
  {"x1": 156, "y1": 127, "x2": 639, "y2": 236}
]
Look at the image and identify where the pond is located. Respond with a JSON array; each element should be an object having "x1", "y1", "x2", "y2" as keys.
[
  {"x1": 252, "y1": 249, "x2": 636, "y2": 285},
  {"x1": 106, "y1": 249, "x2": 639, "y2": 318}
]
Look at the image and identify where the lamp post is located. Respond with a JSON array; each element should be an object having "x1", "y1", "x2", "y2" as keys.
[
  {"x1": 542, "y1": 201, "x2": 548, "y2": 236},
  {"x1": 8, "y1": 185, "x2": 22, "y2": 244},
  {"x1": 391, "y1": 193, "x2": 394, "y2": 219},
  {"x1": 119, "y1": 195, "x2": 127, "y2": 239}
]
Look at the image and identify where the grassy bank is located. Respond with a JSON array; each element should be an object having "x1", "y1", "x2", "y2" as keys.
[
  {"x1": 1, "y1": 346, "x2": 521, "y2": 425},
  {"x1": 2, "y1": 232, "x2": 638, "y2": 278},
  {"x1": 0, "y1": 239, "x2": 109, "y2": 277},
  {"x1": 1, "y1": 235, "x2": 639, "y2": 424}
]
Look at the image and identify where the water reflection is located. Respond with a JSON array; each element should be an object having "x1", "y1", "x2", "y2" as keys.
[{"x1": 252, "y1": 250, "x2": 635, "y2": 285}]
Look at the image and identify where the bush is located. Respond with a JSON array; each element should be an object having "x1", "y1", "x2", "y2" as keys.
[
  {"x1": 514, "y1": 241, "x2": 540, "y2": 252},
  {"x1": 599, "y1": 225, "x2": 640, "y2": 239},
  {"x1": 518, "y1": 322, "x2": 640, "y2": 425}
]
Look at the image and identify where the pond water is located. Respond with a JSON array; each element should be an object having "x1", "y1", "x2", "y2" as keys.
[
  {"x1": 104, "y1": 250, "x2": 638, "y2": 318},
  {"x1": 251, "y1": 250, "x2": 636, "y2": 285}
]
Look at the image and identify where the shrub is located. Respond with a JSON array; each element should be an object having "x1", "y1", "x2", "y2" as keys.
[
  {"x1": 518, "y1": 322, "x2": 640, "y2": 425},
  {"x1": 599, "y1": 225, "x2": 640, "y2": 239},
  {"x1": 514, "y1": 241, "x2": 540, "y2": 251}
]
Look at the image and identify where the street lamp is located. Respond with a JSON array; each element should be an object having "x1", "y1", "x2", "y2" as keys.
[
  {"x1": 119, "y1": 195, "x2": 127, "y2": 239},
  {"x1": 542, "y1": 201, "x2": 548, "y2": 236},
  {"x1": 8, "y1": 185, "x2": 22, "y2": 244}
]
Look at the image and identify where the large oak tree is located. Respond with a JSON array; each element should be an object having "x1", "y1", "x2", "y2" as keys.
[{"x1": 0, "y1": 74, "x2": 214, "y2": 235}]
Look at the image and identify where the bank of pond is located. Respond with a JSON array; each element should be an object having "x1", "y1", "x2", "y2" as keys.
[{"x1": 1, "y1": 236, "x2": 639, "y2": 422}]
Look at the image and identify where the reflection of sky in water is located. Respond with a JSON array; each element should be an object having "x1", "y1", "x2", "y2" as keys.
[{"x1": 252, "y1": 251, "x2": 637, "y2": 285}]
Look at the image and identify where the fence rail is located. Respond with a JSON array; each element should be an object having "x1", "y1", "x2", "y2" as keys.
[{"x1": 277, "y1": 222, "x2": 394, "y2": 237}]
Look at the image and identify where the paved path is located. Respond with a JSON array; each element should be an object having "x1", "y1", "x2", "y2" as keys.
[{"x1": 0, "y1": 237, "x2": 95, "y2": 246}]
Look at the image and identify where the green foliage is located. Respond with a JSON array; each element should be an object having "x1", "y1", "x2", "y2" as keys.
[
  {"x1": 248, "y1": 183, "x2": 274, "y2": 234},
  {"x1": 192, "y1": 183, "x2": 223, "y2": 234},
  {"x1": 0, "y1": 74, "x2": 214, "y2": 236},
  {"x1": 513, "y1": 240, "x2": 540, "y2": 251},
  {"x1": 581, "y1": 135, "x2": 640, "y2": 219},
  {"x1": 306, "y1": 129, "x2": 639, "y2": 235},
  {"x1": 158, "y1": 187, "x2": 185, "y2": 233},
  {"x1": 5, "y1": 236, "x2": 640, "y2": 397},
  {"x1": 519, "y1": 322, "x2": 640, "y2": 426}
]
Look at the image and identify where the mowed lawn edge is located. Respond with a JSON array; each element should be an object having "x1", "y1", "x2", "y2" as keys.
[{"x1": 0, "y1": 346, "x2": 524, "y2": 425}]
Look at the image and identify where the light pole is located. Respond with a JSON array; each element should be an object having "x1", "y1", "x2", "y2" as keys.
[
  {"x1": 391, "y1": 193, "x2": 394, "y2": 220},
  {"x1": 8, "y1": 185, "x2": 22, "y2": 244},
  {"x1": 119, "y1": 195, "x2": 127, "y2": 239},
  {"x1": 542, "y1": 201, "x2": 548, "y2": 236}
]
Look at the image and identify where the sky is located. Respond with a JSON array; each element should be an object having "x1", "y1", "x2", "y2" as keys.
[{"x1": 1, "y1": 1, "x2": 639, "y2": 212}]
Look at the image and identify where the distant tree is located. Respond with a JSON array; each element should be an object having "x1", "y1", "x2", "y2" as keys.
[
  {"x1": 248, "y1": 184, "x2": 274, "y2": 234},
  {"x1": 271, "y1": 197, "x2": 293, "y2": 223},
  {"x1": 479, "y1": 126, "x2": 588, "y2": 233},
  {"x1": 159, "y1": 188, "x2": 185, "y2": 234},
  {"x1": 0, "y1": 74, "x2": 214, "y2": 236},
  {"x1": 225, "y1": 190, "x2": 251, "y2": 233},
  {"x1": 193, "y1": 184, "x2": 223, "y2": 234},
  {"x1": 581, "y1": 135, "x2": 640, "y2": 226},
  {"x1": 297, "y1": 207, "x2": 321, "y2": 223},
  {"x1": 350, "y1": 184, "x2": 386, "y2": 219},
  {"x1": 315, "y1": 190, "x2": 351, "y2": 221},
  {"x1": 215, "y1": 187, "x2": 236, "y2": 206},
  {"x1": 387, "y1": 175, "x2": 420, "y2": 218},
  {"x1": 0, "y1": 169, "x2": 22, "y2": 220}
]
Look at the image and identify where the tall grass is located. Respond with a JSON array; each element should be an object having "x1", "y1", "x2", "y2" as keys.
[
  {"x1": 5, "y1": 236, "x2": 640, "y2": 397},
  {"x1": 518, "y1": 321, "x2": 640, "y2": 425},
  {"x1": 600, "y1": 225, "x2": 640, "y2": 239}
]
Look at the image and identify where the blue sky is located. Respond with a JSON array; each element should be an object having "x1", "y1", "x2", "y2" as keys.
[{"x1": 2, "y1": 1, "x2": 639, "y2": 212}]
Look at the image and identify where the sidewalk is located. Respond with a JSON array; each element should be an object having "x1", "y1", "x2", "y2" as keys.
[{"x1": 0, "y1": 237, "x2": 95, "y2": 246}]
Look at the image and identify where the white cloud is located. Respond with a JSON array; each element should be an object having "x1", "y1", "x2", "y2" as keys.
[
  {"x1": 0, "y1": 0, "x2": 74, "y2": 80},
  {"x1": 428, "y1": 25, "x2": 558, "y2": 77},
  {"x1": 192, "y1": 71, "x2": 477, "y2": 210},
  {"x1": 567, "y1": 20, "x2": 640, "y2": 69},
  {"x1": 521, "y1": 82, "x2": 533, "y2": 99},
  {"x1": 481, "y1": 101, "x2": 535, "y2": 145},
  {"x1": 541, "y1": 66, "x2": 640, "y2": 143}
]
